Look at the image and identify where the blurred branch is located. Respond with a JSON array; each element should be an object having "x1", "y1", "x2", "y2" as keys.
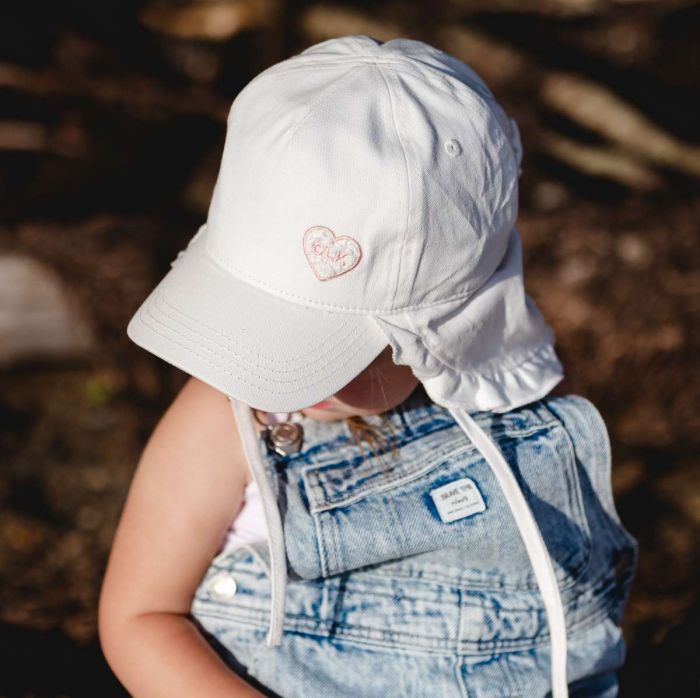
[
  {"x1": 298, "y1": 4, "x2": 403, "y2": 43},
  {"x1": 539, "y1": 131, "x2": 662, "y2": 189},
  {"x1": 298, "y1": 5, "x2": 699, "y2": 187},
  {"x1": 139, "y1": 0, "x2": 282, "y2": 41},
  {"x1": 0, "y1": 120, "x2": 89, "y2": 157},
  {"x1": 541, "y1": 72, "x2": 700, "y2": 177},
  {"x1": 449, "y1": 0, "x2": 679, "y2": 16},
  {"x1": 447, "y1": 0, "x2": 606, "y2": 17},
  {"x1": 0, "y1": 63, "x2": 229, "y2": 121},
  {"x1": 434, "y1": 25, "x2": 535, "y2": 90}
]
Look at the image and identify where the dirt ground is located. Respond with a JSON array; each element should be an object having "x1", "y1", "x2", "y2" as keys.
[{"x1": 1, "y1": 1, "x2": 698, "y2": 696}]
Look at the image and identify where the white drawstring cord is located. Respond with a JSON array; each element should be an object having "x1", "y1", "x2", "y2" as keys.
[
  {"x1": 228, "y1": 397, "x2": 287, "y2": 646},
  {"x1": 448, "y1": 406, "x2": 569, "y2": 698}
]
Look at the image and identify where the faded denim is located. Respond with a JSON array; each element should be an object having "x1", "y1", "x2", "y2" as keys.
[{"x1": 189, "y1": 392, "x2": 637, "y2": 697}]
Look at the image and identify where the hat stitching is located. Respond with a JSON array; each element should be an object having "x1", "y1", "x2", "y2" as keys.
[
  {"x1": 158, "y1": 265, "x2": 367, "y2": 367},
  {"x1": 212, "y1": 70, "x2": 517, "y2": 312},
  {"x1": 284, "y1": 63, "x2": 367, "y2": 144},
  {"x1": 373, "y1": 59, "x2": 413, "y2": 310},
  {"x1": 158, "y1": 288, "x2": 350, "y2": 365},
  {"x1": 207, "y1": 241, "x2": 488, "y2": 314},
  {"x1": 139, "y1": 300, "x2": 382, "y2": 392},
  {"x1": 155, "y1": 279, "x2": 372, "y2": 373}
]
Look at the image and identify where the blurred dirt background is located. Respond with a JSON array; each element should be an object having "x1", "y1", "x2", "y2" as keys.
[{"x1": 0, "y1": 1, "x2": 698, "y2": 696}]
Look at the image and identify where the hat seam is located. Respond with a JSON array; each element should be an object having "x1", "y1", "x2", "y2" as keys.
[
  {"x1": 371, "y1": 59, "x2": 412, "y2": 311},
  {"x1": 241, "y1": 57, "x2": 498, "y2": 127},
  {"x1": 138, "y1": 299, "x2": 382, "y2": 392},
  {"x1": 154, "y1": 275, "x2": 375, "y2": 375},
  {"x1": 205, "y1": 240, "x2": 489, "y2": 314},
  {"x1": 284, "y1": 62, "x2": 368, "y2": 145},
  {"x1": 159, "y1": 266, "x2": 352, "y2": 362}
]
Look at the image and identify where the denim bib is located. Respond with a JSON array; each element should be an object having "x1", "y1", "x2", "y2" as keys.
[{"x1": 190, "y1": 392, "x2": 636, "y2": 697}]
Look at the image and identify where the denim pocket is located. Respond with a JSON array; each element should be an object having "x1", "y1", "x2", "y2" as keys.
[{"x1": 287, "y1": 407, "x2": 593, "y2": 592}]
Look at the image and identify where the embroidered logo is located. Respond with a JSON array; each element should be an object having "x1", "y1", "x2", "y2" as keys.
[{"x1": 303, "y1": 226, "x2": 362, "y2": 281}]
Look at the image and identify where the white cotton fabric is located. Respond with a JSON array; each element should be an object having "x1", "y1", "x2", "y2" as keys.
[
  {"x1": 221, "y1": 480, "x2": 268, "y2": 550},
  {"x1": 372, "y1": 225, "x2": 565, "y2": 414}
]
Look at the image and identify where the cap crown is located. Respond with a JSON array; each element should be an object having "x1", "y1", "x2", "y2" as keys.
[{"x1": 205, "y1": 35, "x2": 520, "y2": 314}]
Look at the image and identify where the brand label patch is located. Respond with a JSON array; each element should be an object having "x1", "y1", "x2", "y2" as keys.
[
  {"x1": 430, "y1": 477, "x2": 486, "y2": 523},
  {"x1": 303, "y1": 225, "x2": 362, "y2": 280}
]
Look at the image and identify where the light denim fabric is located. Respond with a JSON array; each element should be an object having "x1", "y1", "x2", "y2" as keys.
[{"x1": 189, "y1": 390, "x2": 637, "y2": 697}]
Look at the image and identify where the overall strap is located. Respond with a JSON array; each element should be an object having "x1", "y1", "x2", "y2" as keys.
[
  {"x1": 448, "y1": 406, "x2": 569, "y2": 698},
  {"x1": 228, "y1": 394, "x2": 570, "y2": 697}
]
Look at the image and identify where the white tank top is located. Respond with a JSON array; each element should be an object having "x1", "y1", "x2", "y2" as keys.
[{"x1": 219, "y1": 480, "x2": 268, "y2": 552}]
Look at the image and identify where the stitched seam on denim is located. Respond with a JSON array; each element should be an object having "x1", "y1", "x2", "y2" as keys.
[
  {"x1": 194, "y1": 579, "x2": 611, "y2": 626},
  {"x1": 193, "y1": 570, "x2": 622, "y2": 651},
  {"x1": 304, "y1": 420, "x2": 555, "y2": 477},
  {"x1": 192, "y1": 591, "x2": 616, "y2": 654},
  {"x1": 303, "y1": 422, "x2": 559, "y2": 511},
  {"x1": 518, "y1": 399, "x2": 595, "y2": 547},
  {"x1": 303, "y1": 439, "x2": 479, "y2": 512},
  {"x1": 137, "y1": 298, "x2": 380, "y2": 394},
  {"x1": 268, "y1": 614, "x2": 455, "y2": 647},
  {"x1": 302, "y1": 423, "x2": 591, "y2": 593},
  {"x1": 455, "y1": 655, "x2": 469, "y2": 698},
  {"x1": 194, "y1": 608, "x2": 544, "y2": 654},
  {"x1": 541, "y1": 422, "x2": 593, "y2": 589},
  {"x1": 534, "y1": 405, "x2": 596, "y2": 585},
  {"x1": 371, "y1": 570, "x2": 535, "y2": 592},
  {"x1": 296, "y1": 420, "x2": 460, "y2": 474},
  {"x1": 302, "y1": 444, "x2": 471, "y2": 514},
  {"x1": 365, "y1": 562, "x2": 597, "y2": 593},
  {"x1": 286, "y1": 622, "x2": 454, "y2": 653},
  {"x1": 289, "y1": 417, "x2": 459, "y2": 466},
  {"x1": 313, "y1": 503, "x2": 330, "y2": 578},
  {"x1": 559, "y1": 395, "x2": 636, "y2": 550},
  {"x1": 500, "y1": 655, "x2": 524, "y2": 696},
  {"x1": 304, "y1": 433, "x2": 523, "y2": 509}
]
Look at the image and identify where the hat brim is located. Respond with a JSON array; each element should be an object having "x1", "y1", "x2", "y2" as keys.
[{"x1": 127, "y1": 226, "x2": 389, "y2": 412}]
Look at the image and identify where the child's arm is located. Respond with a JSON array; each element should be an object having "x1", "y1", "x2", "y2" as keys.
[{"x1": 97, "y1": 376, "x2": 264, "y2": 697}]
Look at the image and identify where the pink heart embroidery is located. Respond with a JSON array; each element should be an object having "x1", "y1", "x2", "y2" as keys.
[{"x1": 303, "y1": 226, "x2": 362, "y2": 281}]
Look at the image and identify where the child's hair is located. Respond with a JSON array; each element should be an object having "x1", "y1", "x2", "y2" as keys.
[
  {"x1": 342, "y1": 356, "x2": 399, "y2": 464},
  {"x1": 345, "y1": 414, "x2": 398, "y2": 464}
]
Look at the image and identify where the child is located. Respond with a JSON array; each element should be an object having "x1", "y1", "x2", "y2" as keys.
[{"x1": 98, "y1": 35, "x2": 637, "y2": 698}]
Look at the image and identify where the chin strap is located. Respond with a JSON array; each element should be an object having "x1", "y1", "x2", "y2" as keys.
[
  {"x1": 228, "y1": 397, "x2": 287, "y2": 647},
  {"x1": 448, "y1": 406, "x2": 569, "y2": 698}
]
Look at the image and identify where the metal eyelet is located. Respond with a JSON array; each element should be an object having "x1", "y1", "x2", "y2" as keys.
[{"x1": 444, "y1": 139, "x2": 462, "y2": 157}]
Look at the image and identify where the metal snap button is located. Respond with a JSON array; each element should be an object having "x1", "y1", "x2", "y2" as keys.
[
  {"x1": 207, "y1": 571, "x2": 238, "y2": 601},
  {"x1": 268, "y1": 421, "x2": 304, "y2": 456}
]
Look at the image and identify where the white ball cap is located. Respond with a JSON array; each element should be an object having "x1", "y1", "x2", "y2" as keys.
[{"x1": 126, "y1": 35, "x2": 556, "y2": 414}]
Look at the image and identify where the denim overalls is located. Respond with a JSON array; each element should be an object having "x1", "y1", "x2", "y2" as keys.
[{"x1": 189, "y1": 388, "x2": 637, "y2": 697}]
